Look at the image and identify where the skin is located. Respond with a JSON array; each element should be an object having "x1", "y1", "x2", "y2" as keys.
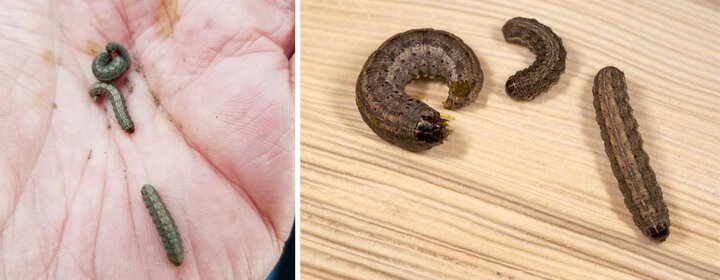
[
  {"x1": 89, "y1": 82, "x2": 135, "y2": 133},
  {"x1": 356, "y1": 28, "x2": 483, "y2": 152},
  {"x1": 592, "y1": 66, "x2": 670, "y2": 241},
  {"x1": 0, "y1": 0, "x2": 294, "y2": 279}
]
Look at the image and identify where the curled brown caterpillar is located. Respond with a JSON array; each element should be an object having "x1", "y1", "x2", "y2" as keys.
[
  {"x1": 356, "y1": 28, "x2": 484, "y2": 151},
  {"x1": 592, "y1": 66, "x2": 670, "y2": 242},
  {"x1": 502, "y1": 17, "x2": 566, "y2": 101}
]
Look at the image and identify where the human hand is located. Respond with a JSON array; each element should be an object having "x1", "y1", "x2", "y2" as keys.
[{"x1": 0, "y1": 0, "x2": 294, "y2": 279}]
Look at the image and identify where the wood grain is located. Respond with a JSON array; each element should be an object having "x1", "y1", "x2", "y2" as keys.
[{"x1": 300, "y1": 0, "x2": 720, "y2": 279}]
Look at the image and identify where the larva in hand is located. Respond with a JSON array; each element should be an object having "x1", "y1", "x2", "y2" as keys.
[
  {"x1": 89, "y1": 82, "x2": 135, "y2": 133},
  {"x1": 356, "y1": 28, "x2": 484, "y2": 152},
  {"x1": 91, "y1": 42, "x2": 131, "y2": 82},
  {"x1": 592, "y1": 66, "x2": 670, "y2": 242},
  {"x1": 141, "y1": 184, "x2": 185, "y2": 266},
  {"x1": 502, "y1": 17, "x2": 566, "y2": 101}
]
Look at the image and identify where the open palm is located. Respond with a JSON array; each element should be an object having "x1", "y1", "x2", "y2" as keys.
[{"x1": 0, "y1": 0, "x2": 294, "y2": 279}]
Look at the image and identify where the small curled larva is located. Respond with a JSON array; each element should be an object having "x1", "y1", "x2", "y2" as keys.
[
  {"x1": 356, "y1": 28, "x2": 484, "y2": 152},
  {"x1": 593, "y1": 66, "x2": 670, "y2": 242},
  {"x1": 91, "y1": 42, "x2": 131, "y2": 82},
  {"x1": 89, "y1": 82, "x2": 135, "y2": 133},
  {"x1": 141, "y1": 184, "x2": 184, "y2": 266},
  {"x1": 502, "y1": 17, "x2": 566, "y2": 101}
]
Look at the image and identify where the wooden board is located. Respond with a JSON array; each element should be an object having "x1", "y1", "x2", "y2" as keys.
[{"x1": 300, "y1": 0, "x2": 720, "y2": 279}]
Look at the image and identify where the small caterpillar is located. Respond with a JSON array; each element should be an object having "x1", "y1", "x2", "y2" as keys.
[
  {"x1": 502, "y1": 17, "x2": 566, "y2": 101},
  {"x1": 592, "y1": 66, "x2": 670, "y2": 242},
  {"x1": 89, "y1": 82, "x2": 134, "y2": 133},
  {"x1": 91, "y1": 42, "x2": 131, "y2": 82},
  {"x1": 141, "y1": 184, "x2": 185, "y2": 266},
  {"x1": 356, "y1": 28, "x2": 484, "y2": 151}
]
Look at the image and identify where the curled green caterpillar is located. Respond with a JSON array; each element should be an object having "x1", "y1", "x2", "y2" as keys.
[
  {"x1": 91, "y1": 42, "x2": 131, "y2": 82},
  {"x1": 89, "y1": 82, "x2": 134, "y2": 133}
]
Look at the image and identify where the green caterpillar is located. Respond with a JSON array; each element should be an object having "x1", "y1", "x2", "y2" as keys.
[
  {"x1": 88, "y1": 82, "x2": 134, "y2": 133},
  {"x1": 141, "y1": 184, "x2": 184, "y2": 266},
  {"x1": 91, "y1": 42, "x2": 131, "y2": 82}
]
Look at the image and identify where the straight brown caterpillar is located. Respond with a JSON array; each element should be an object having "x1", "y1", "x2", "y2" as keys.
[
  {"x1": 89, "y1": 82, "x2": 135, "y2": 133},
  {"x1": 592, "y1": 66, "x2": 670, "y2": 242},
  {"x1": 141, "y1": 184, "x2": 185, "y2": 266},
  {"x1": 502, "y1": 17, "x2": 566, "y2": 101},
  {"x1": 356, "y1": 28, "x2": 484, "y2": 151}
]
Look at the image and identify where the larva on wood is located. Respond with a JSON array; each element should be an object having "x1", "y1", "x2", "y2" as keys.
[
  {"x1": 89, "y1": 82, "x2": 135, "y2": 133},
  {"x1": 141, "y1": 184, "x2": 185, "y2": 266},
  {"x1": 592, "y1": 66, "x2": 670, "y2": 242},
  {"x1": 91, "y1": 42, "x2": 131, "y2": 83},
  {"x1": 502, "y1": 17, "x2": 566, "y2": 101},
  {"x1": 356, "y1": 28, "x2": 484, "y2": 152}
]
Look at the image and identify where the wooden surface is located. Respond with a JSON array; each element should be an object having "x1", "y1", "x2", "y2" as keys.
[{"x1": 300, "y1": 1, "x2": 720, "y2": 279}]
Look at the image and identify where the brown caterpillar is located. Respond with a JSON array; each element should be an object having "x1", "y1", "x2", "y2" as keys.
[
  {"x1": 141, "y1": 184, "x2": 184, "y2": 265},
  {"x1": 356, "y1": 28, "x2": 484, "y2": 151},
  {"x1": 502, "y1": 17, "x2": 566, "y2": 101},
  {"x1": 592, "y1": 66, "x2": 670, "y2": 242}
]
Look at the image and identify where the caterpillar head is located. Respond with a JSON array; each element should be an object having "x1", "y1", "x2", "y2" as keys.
[{"x1": 415, "y1": 114, "x2": 448, "y2": 146}]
